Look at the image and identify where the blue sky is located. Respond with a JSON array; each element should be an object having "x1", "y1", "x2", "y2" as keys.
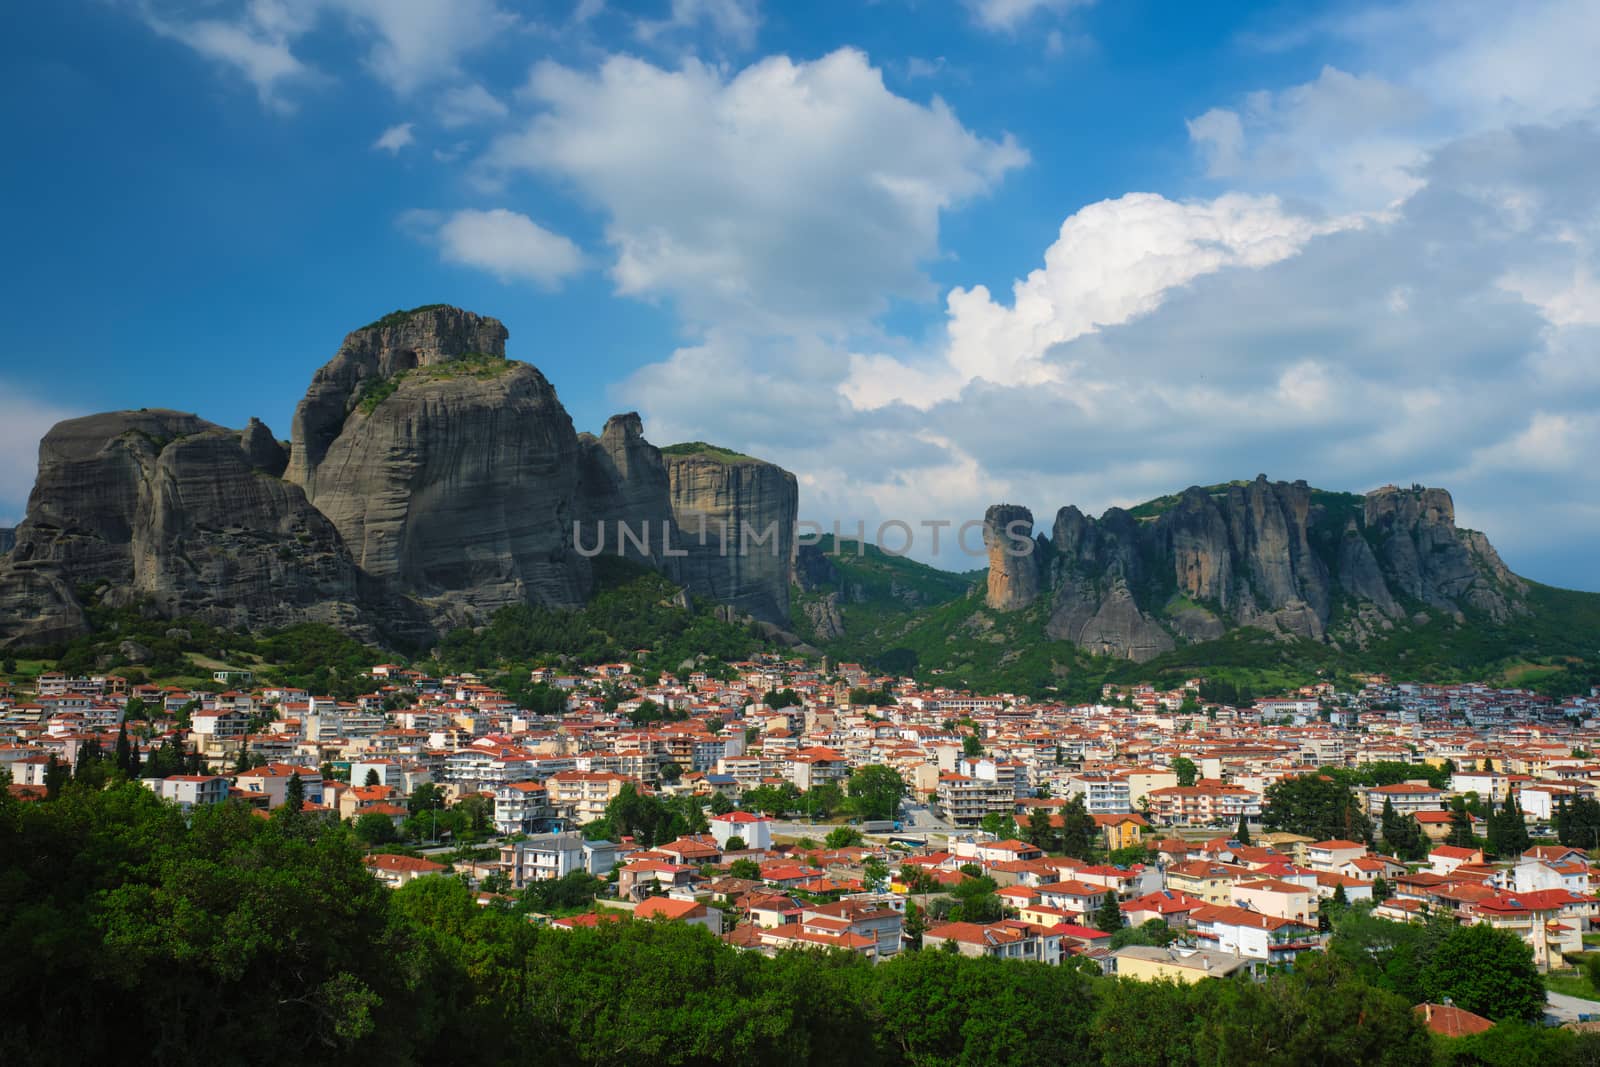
[{"x1": 3, "y1": 0, "x2": 1599, "y2": 590}]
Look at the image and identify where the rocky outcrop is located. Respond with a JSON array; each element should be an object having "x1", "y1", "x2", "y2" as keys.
[
  {"x1": 0, "y1": 527, "x2": 14, "y2": 557},
  {"x1": 990, "y1": 476, "x2": 1529, "y2": 662},
  {"x1": 665, "y1": 450, "x2": 797, "y2": 624},
  {"x1": 575, "y1": 413, "x2": 677, "y2": 570},
  {"x1": 287, "y1": 306, "x2": 510, "y2": 491},
  {"x1": 0, "y1": 410, "x2": 373, "y2": 647},
  {"x1": 287, "y1": 342, "x2": 591, "y2": 623},
  {"x1": 1, "y1": 305, "x2": 801, "y2": 648},
  {"x1": 983, "y1": 504, "x2": 1041, "y2": 611}
]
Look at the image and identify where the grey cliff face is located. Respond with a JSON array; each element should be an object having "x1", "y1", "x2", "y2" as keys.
[
  {"x1": 287, "y1": 306, "x2": 510, "y2": 492},
  {"x1": 1, "y1": 306, "x2": 802, "y2": 648},
  {"x1": 665, "y1": 452, "x2": 798, "y2": 625},
  {"x1": 995, "y1": 476, "x2": 1529, "y2": 662},
  {"x1": 0, "y1": 528, "x2": 13, "y2": 556},
  {"x1": 0, "y1": 410, "x2": 372, "y2": 647},
  {"x1": 576, "y1": 413, "x2": 677, "y2": 571}
]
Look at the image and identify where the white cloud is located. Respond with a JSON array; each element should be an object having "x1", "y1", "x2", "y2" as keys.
[
  {"x1": 1186, "y1": 66, "x2": 1432, "y2": 210},
  {"x1": 141, "y1": 9, "x2": 316, "y2": 112},
  {"x1": 635, "y1": 0, "x2": 761, "y2": 49},
  {"x1": 131, "y1": 0, "x2": 515, "y2": 107},
  {"x1": 0, "y1": 385, "x2": 79, "y2": 526},
  {"x1": 372, "y1": 122, "x2": 415, "y2": 153},
  {"x1": 409, "y1": 208, "x2": 585, "y2": 288},
  {"x1": 843, "y1": 191, "x2": 1352, "y2": 410},
  {"x1": 964, "y1": 0, "x2": 1093, "y2": 33},
  {"x1": 435, "y1": 82, "x2": 509, "y2": 128},
  {"x1": 487, "y1": 48, "x2": 1026, "y2": 332}
]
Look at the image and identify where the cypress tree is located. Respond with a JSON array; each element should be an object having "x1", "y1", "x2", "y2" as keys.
[
  {"x1": 285, "y1": 772, "x2": 305, "y2": 814},
  {"x1": 1235, "y1": 812, "x2": 1252, "y2": 846}
]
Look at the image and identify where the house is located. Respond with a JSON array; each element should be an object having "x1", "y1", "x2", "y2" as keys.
[
  {"x1": 1231, "y1": 878, "x2": 1317, "y2": 924},
  {"x1": 1473, "y1": 890, "x2": 1593, "y2": 970},
  {"x1": 1415, "y1": 1003, "x2": 1493, "y2": 1037},
  {"x1": 363, "y1": 853, "x2": 447, "y2": 889},
  {"x1": 148, "y1": 775, "x2": 230, "y2": 811},
  {"x1": 1112, "y1": 945, "x2": 1252, "y2": 983},
  {"x1": 708, "y1": 810, "x2": 773, "y2": 851},
  {"x1": 234, "y1": 763, "x2": 323, "y2": 808},
  {"x1": 1092, "y1": 812, "x2": 1150, "y2": 852},
  {"x1": 493, "y1": 781, "x2": 552, "y2": 835},
  {"x1": 1121, "y1": 890, "x2": 1205, "y2": 929},
  {"x1": 1304, "y1": 840, "x2": 1368, "y2": 872},
  {"x1": 1429, "y1": 845, "x2": 1485, "y2": 875},
  {"x1": 503, "y1": 832, "x2": 618, "y2": 888},
  {"x1": 1362, "y1": 781, "x2": 1444, "y2": 816},
  {"x1": 1188, "y1": 904, "x2": 1322, "y2": 965},
  {"x1": 923, "y1": 921, "x2": 1064, "y2": 964},
  {"x1": 634, "y1": 896, "x2": 724, "y2": 934},
  {"x1": 799, "y1": 899, "x2": 904, "y2": 956}
]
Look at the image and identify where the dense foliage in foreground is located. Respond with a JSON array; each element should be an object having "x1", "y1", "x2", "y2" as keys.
[{"x1": 0, "y1": 784, "x2": 1594, "y2": 1066}]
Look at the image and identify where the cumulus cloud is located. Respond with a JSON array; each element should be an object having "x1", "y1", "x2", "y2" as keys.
[
  {"x1": 403, "y1": 208, "x2": 585, "y2": 289},
  {"x1": 130, "y1": 0, "x2": 515, "y2": 107},
  {"x1": 486, "y1": 48, "x2": 1026, "y2": 332},
  {"x1": 372, "y1": 122, "x2": 415, "y2": 153},
  {"x1": 1186, "y1": 67, "x2": 1432, "y2": 209},
  {"x1": 843, "y1": 191, "x2": 1353, "y2": 410}
]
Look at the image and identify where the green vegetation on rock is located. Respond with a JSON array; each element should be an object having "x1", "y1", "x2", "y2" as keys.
[{"x1": 658, "y1": 441, "x2": 757, "y2": 463}]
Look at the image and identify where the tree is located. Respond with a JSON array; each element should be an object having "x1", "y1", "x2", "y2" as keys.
[
  {"x1": 901, "y1": 900, "x2": 928, "y2": 950},
  {"x1": 408, "y1": 782, "x2": 445, "y2": 817},
  {"x1": 659, "y1": 762, "x2": 683, "y2": 784},
  {"x1": 845, "y1": 765, "x2": 904, "y2": 822},
  {"x1": 708, "y1": 792, "x2": 734, "y2": 816},
  {"x1": 1488, "y1": 795, "x2": 1530, "y2": 858},
  {"x1": 979, "y1": 812, "x2": 1018, "y2": 840},
  {"x1": 1093, "y1": 890, "x2": 1124, "y2": 933},
  {"x1": 727, "y1": 858, "x2": 761, "y2": 881},
  {"x1": 863, "y1": 857, "x2": 889, "y2": 891},
  {"x1": 1263, "y1": 772, "x2": 1373, "y2": 843},
  {"x1": 1446, "y1": 798, "x2": 1477, "y2": 848},
  {"x1": 1372, "y1": 874, "x2": 1390, "y2": 902},
  {"x1": 114, "y1": 723, "x2": 133, "y2": 777},
  {"x1": 1026, "y1": 807, "x2": 1057, "y2": 852},
  {"x1": 962, "y1": 735, "x2": 983, "y2": 760},
  {"x1": 363, "y1": 769, "x2": 381, "y2": 787},
  {"x1": 43, "y1": 754, "x2": 70, "y2": 800},
  {"x1": 285, "y1": 771, "x2": 305, "y2": 814},
  {"x1": 1108, "y1": 918, "x2": 1178, "y2": 950},
  {"x1": 1422, "y1": 923, "x2": 1545, "y2": 1022},
  {"x1": 1058, "y1": 795, "x2": 1097, "y2": 860},
  {"x1": 723, "y1": 835, "x2": 747, "y2": 851},
  {"x1": 354, "y1": 812, "x2": 399, "y2": 845},
  {"x1": 1234, "y1": 812, "x2": 1252, "y2": 846},
  {"x1": 824, "y1": 826, "x2": 864, "y2": 849},
  {"x1": 1171, "y1": 757, "x2": 1198, "y2": 788},
  {"x1": 1380, "y1": 798, "x2": 1427, "y2": 861}
]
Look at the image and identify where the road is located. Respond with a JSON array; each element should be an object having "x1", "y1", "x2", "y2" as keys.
[
  {"x1": 1545, "y1": 990, "x2": 1600, "y2": 1024},
  {"x1": 766, "y1": 802, "x2": 954, "y2": 843}
]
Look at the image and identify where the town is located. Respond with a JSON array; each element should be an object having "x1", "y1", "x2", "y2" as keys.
[{"x1": 6, "y1": 651, "x2": 1600, "y2": 1040}]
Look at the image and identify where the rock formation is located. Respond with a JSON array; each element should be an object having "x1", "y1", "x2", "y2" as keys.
[
  {"x1": 0, "y1": 527, "x2": 14, "y2": 557},
  {"x1": 0, "y1": 305, "x2": 800, "y2": 648},
  {"x1": 983, "y1": 475, "x2": 1528, "y2": 662},
  {"x1": 664, "y1": 449, "x2": 798, "y2": 624},
  {"x1": 286, "y1": 308, "x2": 592, "y2": 623},
  {"x1": 0, "y1": 410, "x2": 372, "y2": 647},
  {"x1": 983, "y1": 504, "x2": 1041, "y2": 612}
]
